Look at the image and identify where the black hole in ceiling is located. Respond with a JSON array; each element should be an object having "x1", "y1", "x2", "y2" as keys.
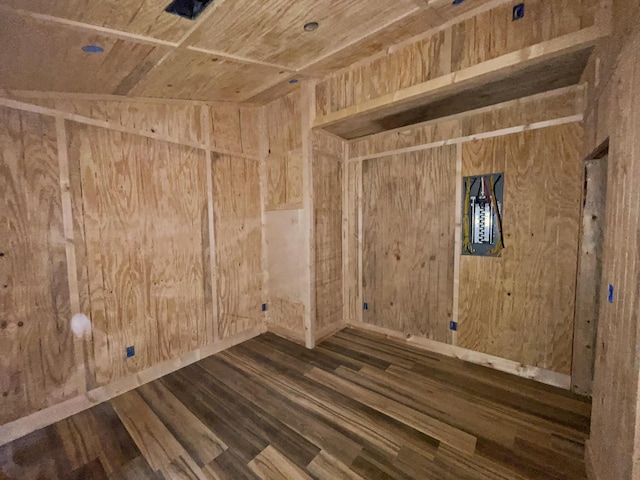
[{"x1": 165, "y1": 0, "x2": 214, "y2": 20}]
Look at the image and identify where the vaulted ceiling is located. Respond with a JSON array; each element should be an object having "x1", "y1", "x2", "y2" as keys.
[{"x1": 0, "y1": 0, "x2": 488, "y2": 103}]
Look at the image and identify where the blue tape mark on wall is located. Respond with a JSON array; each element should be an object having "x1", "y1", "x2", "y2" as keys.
[
  {"x1": 363, "y1": 302, "x2": 368, "y2": 311},
  {"x1": 608, "y1": 284, "x2": 614, "y2": 303},
  {"x1": 126, "y1": 346, "x2": 135, "y2": 358},
  {"x1": 452, "y1": 0, "x2": 465, "y2": 5},
  {"x1": 262, "y1": 303, "x2": 267, "y2": 312},
  {"x1": 82, "y1": 45, "x2": 104, "y2": 53},
  {"x1": 513, "y1": 3, "x2": 525, "y2": 20},
  {"x1": 449, "y1": 321, "x2": 457, "y2": 331}
]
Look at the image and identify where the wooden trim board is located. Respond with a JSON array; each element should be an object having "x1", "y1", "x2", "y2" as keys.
[
  {"x1": 348, "y1": 322, "x2": 572, "y2": 390},
  {"x1": 0, "y1": 325, "x2": 266, "y2": 447},
  {"x1": 348, "y1": 114, "x2": 583, "y2": 162}
]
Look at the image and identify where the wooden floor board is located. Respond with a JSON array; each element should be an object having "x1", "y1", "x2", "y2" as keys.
[{"x1": 0, "y1": 328, "x2": 591, "y2": 479}]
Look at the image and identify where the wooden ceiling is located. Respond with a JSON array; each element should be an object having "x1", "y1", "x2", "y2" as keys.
[{"x1": 0, "y1": 0, "x2": 495, "y2": 103}]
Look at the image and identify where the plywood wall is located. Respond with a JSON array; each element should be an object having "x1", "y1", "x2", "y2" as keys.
[
  {"x1": 312, "y1": 130, "x2": 344, "y2": 338},
  {"x1": 458, "y1": 125, "x2": 582, "y2": 375},
  {"x1": 362, "y1": 147, "x2": 456, "y2": 342},
  {"x1": 262, "y1": 90, "x2": 347, "y2": 344},
  {"x1": 263, "y1": 91, "x2": 307, "y2": 341},
  {"x1": 316, "y1": 0, "x2": 600, "y2": 117},
  {"x1": 0, "y1": 107, "x2": 76, "y2": 425},
  {"x1": 0, "y1": 99, "x2": 265, "y2": 428},
  {"x1": 346, "y1": 86, "x2": 584, "y2": 380},
  {"x1": 584, "y1": 3, "x2": 640, "y2": 478}
]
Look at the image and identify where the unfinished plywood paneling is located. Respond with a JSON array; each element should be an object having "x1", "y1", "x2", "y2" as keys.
[
  {"x1": 1, "y1": 0, "x2": 192, "y2": 42},
  {"x1": 212, "y1": 156, "x2": 262, "y2": 340},
  {"x1": 67, "y1": 123, "x2": 212, "y2": 386},
  {"x1": 316, "y1": 0, "x2": 601, "y2": 117},
  {"x1": 349, "y1": 86, "x2": 584, "y2": 160},
  {"x1": 187, "y1": 0, "x2": 420, "y2": 69},
  {"x1": 0, "y1": 11, "x2": 169, "y2": 96},
  {"x1": 0, "y1": 107, "x2": 76, "y2": 424},
  {"x1": 588, "y1": 15, "x2": 640, "y2": 480},
  {"x1": 265, "y1": 210, "x2": 307, "y2": 339},
  {"x1": 458, "y1": 124, "x2": 582, "y2": 375},
  {"x1": 362, "y1": 146, "x2": 456, "y2": 341},
  {"x1": 128, "y1": 49, "x2": 287, "y2": 103},
  {"x1": 313, "y1": 131, "x2": 344, "y2": 336}
]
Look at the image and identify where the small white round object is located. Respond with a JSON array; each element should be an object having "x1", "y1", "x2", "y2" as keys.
[{"x1": 70, "y1": 313, "x2": 91, "y2": 337}]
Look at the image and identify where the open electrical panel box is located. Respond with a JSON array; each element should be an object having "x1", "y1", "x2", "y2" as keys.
[{"x1": 462, "y1": 173, "x2": 505, "y2": 257}]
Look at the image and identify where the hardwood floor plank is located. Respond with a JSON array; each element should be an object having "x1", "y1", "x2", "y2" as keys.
[
  {"x1": 111, "y1": 390, "x2": 188, "y2": 471},
  {"x1": 248, "y1": 445, "x2": 313, "y2": 480},
  {"x1": 0, "y1": 329, "x2": 592, "y2": 480},
  {"x1": 305, "y1": 367, "x2": 478, "y2": 455},
  {"x1": 220, "y1": 348, "x2": 440, "y2": 460},
  {"x1": 138, "y1": 381, "x2": 227, "y2": 466},
  {"x1": 307, "y1": 450, "x2": 367, "y2": 480}
]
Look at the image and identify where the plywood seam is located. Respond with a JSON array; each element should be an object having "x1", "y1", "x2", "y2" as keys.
[
  {"x1": 342, "y1": 139, "x2": 349, "y2": 327},
  {"x1": 0, "y1": 97, "x2": 261, "y2": 159},
  {"x1": 348, "y1": 114, "x2": 584, "y2": 162},
  {"x1": 259, "y1": 106, "x2": 270, "y2": 326}
]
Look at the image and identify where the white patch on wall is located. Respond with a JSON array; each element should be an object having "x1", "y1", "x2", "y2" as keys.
[{"x1": 70, "y1": 313, "x2": 91, "y2": 337}]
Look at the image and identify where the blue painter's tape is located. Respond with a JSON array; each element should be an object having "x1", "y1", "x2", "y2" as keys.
[
  {"x1": 513, "y1": 3, "x2": 525, "y2": 20},
  {"x1": 82, "y1": 45, "x2": 104, "y2": 53},
  {"x1": 126, "y1": 346, "x2": 135, "y2": 358},
  {"x1": 452, "y1": 0, "x2": 465, "y2": 4},
  {"x1": 608, "y1": 284, "x2": 614, "y2": 303},
  {"x1": 363, "y1": 302, "x2": 368, "y2": 311},
  {"x1": 449, "y1": 321, "x2": 457, "y2": 331},
  {"x1": 262, "y1": 303, "x2": 267, "y2": 312}
]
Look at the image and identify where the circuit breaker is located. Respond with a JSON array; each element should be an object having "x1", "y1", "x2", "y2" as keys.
[{"x1": 462, "y1": 173, "x2": 504, "y2": 256}]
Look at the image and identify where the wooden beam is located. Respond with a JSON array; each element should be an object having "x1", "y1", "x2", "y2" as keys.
[
  {"x1": 349, "y1": 322, "x2": 572, "y2": 389},
  {"x1": 315, "y1": 26, "x2": 607, "y2": 135},
  {"x1": 301, "y1": 82, "x2": 316, "y2": 349},
  {"x1": 451, "y1": 143, "x2": 462, "y2": 347}
]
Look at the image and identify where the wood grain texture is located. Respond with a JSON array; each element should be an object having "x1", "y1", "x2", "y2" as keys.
[
  {"x1": 315, "y1": 0, "x2": 599, "y2": 117},
  {"x1": 587, "y1": 12, "x2": 640, "y2": 480},
  {"x1": 0, "y1": 107, "x2": 76, "y2": 424},
  {"x1": 571, "y1": 157, "x2": 607, "y2": 396},
  {"x1": 67, "y1": 123, "x2": 212, "y2": 385},
  {"x1": 313, "y1": 135, "x2": 344, "y2": 334},
  {"x1": 362, "y1": 146, "x2": 456, "y2": 342},
  {"x1": 0, "y1": 328, "x2": 593, "y2": 479},
  {"x1": 348, "y1": 85, "x2": 584, "y2": 160},
  {"x1": 212, "y1": 155, "x2": 263, "y2": 340},
  {"x1": 344, "y1": 161, "x2": 361, "y2": 326},
  {"x1": 458, "y1": 124, "x2": 583, "y2": 375}
]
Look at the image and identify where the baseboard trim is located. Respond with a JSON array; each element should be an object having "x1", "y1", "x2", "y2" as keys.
[
  {"x1": 348, "y1": 322, "x2": 571, "y2": 390},
  {"x1": 0, "y1": 324, "x2": 266, "y2": 447}
]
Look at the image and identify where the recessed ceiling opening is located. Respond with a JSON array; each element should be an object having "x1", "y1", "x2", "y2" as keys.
[{"x1": 165, "y1": 0, "x2": 215, "y2": 20}]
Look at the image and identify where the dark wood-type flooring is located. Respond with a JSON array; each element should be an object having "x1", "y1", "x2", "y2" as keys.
[{"x1": 0, "y1": 328, "x2": 592, "y2": 479}]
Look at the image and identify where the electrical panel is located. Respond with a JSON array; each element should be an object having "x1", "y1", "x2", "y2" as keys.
[{"x1": 462, "y1": 173, "x2": 505, "y2": 257}]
